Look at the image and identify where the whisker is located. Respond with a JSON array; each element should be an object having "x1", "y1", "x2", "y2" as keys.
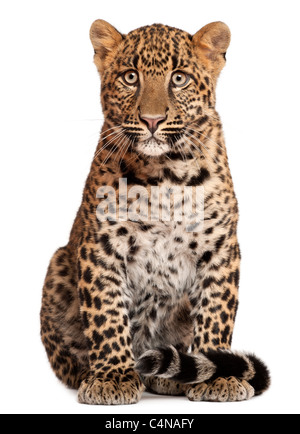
[
  {"x1": 198, "y1": 131, "x2": 224, "y2": 151},
  {"x1": 93, "y1": 130, "x2": 125, "y2": 161},
  {"x1": 201, "y1": 110, "x2": 220, "y2": 123},
  {"x1": 94, "y1": 127, "x2": 123, "y2": 147},
  {"x1": 99, "y1": 125, "x2": 123, "y2": 133},
  {"x1": 185, "y1": 130, "x2": 219, "y2": 165},
  {"x1": 101, "y1": 136, "x2": 125, "y2": 166},
  {"x1": 181, "y1": 137, "x2": 202, "y2": 171},
  {"x1": 87, "y1": 125, "x2": 121, "y2": 147},
  {"x1": 176, "y1": 142, "x2": 187, "y2": 162},
  {"x1": 187, "y1": 125, "x2": 225, "y2": 152},
  {"x1": 94, "y1": 138, "x2": 122, "y2": 163},
  {"x1": 98, "y1": 126, "x2": 123, "y2": 142},
  {"x1": 99, "y1": 129, "x2": 124, "y2": 151},
  {"x1": 118, "y1": 138, "x2": 132, "y2": 167},
  {"x1": 113, "y1": 135, "x2": 129, "y2": 164},
  {"x1": 183, "y1": 138, "x2": 200, "y2": 158},
  {"x1": 101, "y1": 145, "x2": 118, "y2": 166},
  {"x1": 164, "y1": 152, "x2": 174, "y2": 163},
  {"x1": 188, "y1": 135, "x2": 218, "y2": 166},
  {"x1": 123, "y1": 141, "x2": 143, "y2": 168},
  {"x1": 123, "y1": 148, "x2": 139, "y2": 167}
]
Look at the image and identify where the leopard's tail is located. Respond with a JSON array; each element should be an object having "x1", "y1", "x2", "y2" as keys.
[{"x1": 136, "y1": 346, "x2": 270, "y2": 396}]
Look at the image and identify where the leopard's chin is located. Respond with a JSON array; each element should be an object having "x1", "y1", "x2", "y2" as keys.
[{"x1": 136, "y1": 138, "x2": 170, "y2": 157}]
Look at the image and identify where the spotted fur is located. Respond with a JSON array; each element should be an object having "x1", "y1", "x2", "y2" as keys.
[{"x1": 40, "y1": 20, "x2": 270, "y2": 405}]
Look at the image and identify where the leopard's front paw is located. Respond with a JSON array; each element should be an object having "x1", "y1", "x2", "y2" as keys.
[
  {"x1": 78, "y1": 369, "x2": 145, "y2": 405},
  {"x1": 185, "y1": 377, "x2": 255, "y2": 402}
]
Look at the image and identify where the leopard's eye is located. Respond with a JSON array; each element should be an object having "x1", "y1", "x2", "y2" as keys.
[
  {"x1": 122, "y1": 70, "x2": 139, "y2": 86},
  {"x1": 172, "y1": 71, "x2": 190, "y2": 87}
]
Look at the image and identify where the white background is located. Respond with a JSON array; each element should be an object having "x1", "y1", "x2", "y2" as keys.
[{"x1": 1, "y1": 0, "x2": 299, "y2": 415}]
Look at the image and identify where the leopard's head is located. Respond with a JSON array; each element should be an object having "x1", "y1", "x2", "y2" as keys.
[{"x1": 90, "y1": 21, "x2": 230, "y2": 157}]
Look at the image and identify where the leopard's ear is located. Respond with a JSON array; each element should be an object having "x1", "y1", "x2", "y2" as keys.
[
  {"x1": 90, "y1": 20, "x2": 124, "y2": 74},
  {"x1": 192, "y1": 22, "x2": 231, "y2": 78}
]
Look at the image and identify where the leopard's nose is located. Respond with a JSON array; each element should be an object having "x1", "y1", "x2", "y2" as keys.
[{"x1": 140, "y1": 115, "x2": 167, "y2": 135}]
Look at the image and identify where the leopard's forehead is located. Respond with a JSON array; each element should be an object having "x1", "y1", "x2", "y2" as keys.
[
  {"x1": 118, "y1": 24, "x2": 194, "y2": 74},
  {"x1": 127, "y1": 24, "x2": 192, "y2": 46}
]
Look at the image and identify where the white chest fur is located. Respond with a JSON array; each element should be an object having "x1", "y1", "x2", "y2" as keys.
[{"x1": 114, "y1": 221, "x2": 198, "y2": 304}]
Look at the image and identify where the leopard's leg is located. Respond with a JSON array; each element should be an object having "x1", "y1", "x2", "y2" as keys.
[
  {"x1": 41, "y1": 246, "x2": 89, "y2": 389},
  {"x1": 76, "y1": 237, "x2": 144, "y2": 405},
  {"x1": 186, "y1": 237, "x2": 255, "y2": 402}
]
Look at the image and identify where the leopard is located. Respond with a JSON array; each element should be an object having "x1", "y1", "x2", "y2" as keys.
[{"x1": 40, "y1": 20, "x2": 271, "y2": 405}]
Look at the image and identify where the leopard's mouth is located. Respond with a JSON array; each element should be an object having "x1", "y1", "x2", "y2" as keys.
[
  {"x1": 124, "y1": 129, "x2": 185, "y2": 158},
  {"x1": 136, "y1": 138, "x2": 171, "y2": 157}
]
